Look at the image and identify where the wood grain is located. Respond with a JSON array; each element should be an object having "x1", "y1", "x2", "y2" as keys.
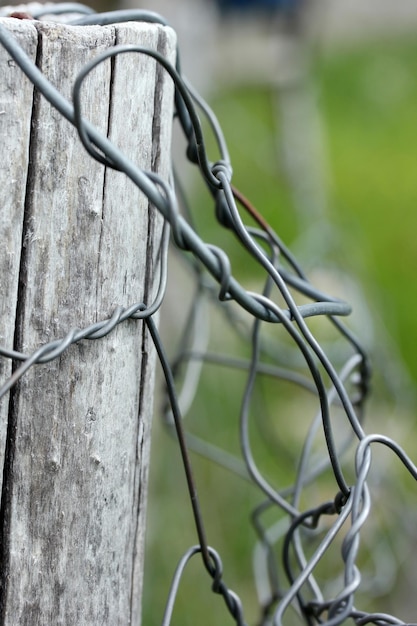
[
  {"x1": 0, "y1": 18, "x2": 175, "y2": 625},
  {"x1": 0, "y1": 17, "x2": 37, "y2": 500}
]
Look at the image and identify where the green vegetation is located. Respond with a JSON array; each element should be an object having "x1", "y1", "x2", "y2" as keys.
[
  {"x1": 317, "y1": 38, "x2": 417, "y2": 381},
  {"x1": 199, "y1": 37, "x2": 417, "y2": 382},
  {"x1": 142, "y1": 35, "x2": 417, "y2": 624}
]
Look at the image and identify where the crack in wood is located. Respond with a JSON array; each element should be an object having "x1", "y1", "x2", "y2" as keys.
[{"x1": 0, "y1": 16, "x2": 175, "y2": 624}]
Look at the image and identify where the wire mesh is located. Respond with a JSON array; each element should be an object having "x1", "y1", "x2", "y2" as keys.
[{"x1": 0, "y1": 4, "x2": 416, "y2": 625}]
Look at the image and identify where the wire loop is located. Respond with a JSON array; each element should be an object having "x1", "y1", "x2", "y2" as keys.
[{"x1": 0, "y1": 6, "x2": 415, "y2": 625}]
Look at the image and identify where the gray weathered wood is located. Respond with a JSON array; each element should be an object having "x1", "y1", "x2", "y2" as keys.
[
  {"x1": 0, "y1": 17, "x2": 175, "y2": 625},
  {"x1": 0, "y1": 18, "x2": 37, "y2": 499}
]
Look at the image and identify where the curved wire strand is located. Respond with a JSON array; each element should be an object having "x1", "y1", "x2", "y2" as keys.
[{"x1": 0, "y1": 9, "x2": 415, "y2": 626}]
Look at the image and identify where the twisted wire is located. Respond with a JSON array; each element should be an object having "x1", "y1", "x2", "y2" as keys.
[{"x1": 0, "y1": 6, "x2": 416, "y2": 625}]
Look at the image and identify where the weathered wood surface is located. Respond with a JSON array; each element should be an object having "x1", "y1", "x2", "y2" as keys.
[
  {"x1": 0, "y1": 18, "x2": 37, "y2": 506},
  {"x1": 0, "y1": 17, "x2": 175, "y2": 625}
]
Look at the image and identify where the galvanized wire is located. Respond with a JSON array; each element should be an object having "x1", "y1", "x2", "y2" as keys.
[{"x1": 0, "y1": 5, "x2": 416, "y2": 625}]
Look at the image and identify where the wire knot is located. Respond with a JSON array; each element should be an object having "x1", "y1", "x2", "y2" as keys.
[
  {"x1": 334, "y1": 489, "x2": 351, "y2": 514},
  {"x1": 212, "y1": 160, "x2": 233, "y2": 185},
  {"x1": 206, "y1": 548, "x2": 246, "y2": 626}
]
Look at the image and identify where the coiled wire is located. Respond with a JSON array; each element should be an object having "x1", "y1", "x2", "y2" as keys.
[{"x1": 0, "y1": 5, "x2": 415, "y2": 625}]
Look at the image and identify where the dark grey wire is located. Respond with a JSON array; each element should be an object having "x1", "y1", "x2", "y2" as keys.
[
  {"x1": 31, "y1": 3, "x2": 95, "y2": 17},
  {"x1": 0, "y1": 23, "x2": 352, "y2": 328},
  {"x1": 0, "y1": 218, "x2": 170, "y2": 399},
  {"x1": 68, "y1": 8, "x2": 169, "y2": 28},
  {"x1": 161, "y1": 545, "x2": 246, "y2": 626},
  {"x1": 146, "y1": 317, "x2": 247, "y2": 626},
  {"x1": 0, "y1": 8, "x2": 416, "y2": 626}
]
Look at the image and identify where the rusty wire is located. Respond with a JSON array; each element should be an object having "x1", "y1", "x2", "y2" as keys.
[{"x1": 0, "y1": 4, "x2": 416, "y2": 625}]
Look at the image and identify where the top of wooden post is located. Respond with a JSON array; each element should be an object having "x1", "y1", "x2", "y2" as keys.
[{"x1": 0, "y1": 11, "x2": 175, "y2": 625}]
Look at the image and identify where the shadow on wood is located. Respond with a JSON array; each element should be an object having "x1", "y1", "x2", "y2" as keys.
[{"x1": 0, "y1": 16, "x2": 175, "y2": 625}]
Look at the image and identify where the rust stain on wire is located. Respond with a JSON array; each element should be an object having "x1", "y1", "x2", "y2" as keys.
[{"x1": 0, "y1": 4, "x2": 415, "y2": 625}]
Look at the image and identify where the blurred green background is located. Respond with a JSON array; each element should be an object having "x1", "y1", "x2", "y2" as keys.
[
  {"x1": 142, "y1": 28, "x2": 417, "y2": 626},
  {"x1": 3, "y1": 0, "x2": 417, "y2": 621}
]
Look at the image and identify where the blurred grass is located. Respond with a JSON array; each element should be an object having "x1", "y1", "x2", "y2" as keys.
[
  {"x1": 142, "y1": 35, "x2": 417, "y2": 624},
  {"x1": 317, "y1": 38, "x2": 417, "y2": 381}
]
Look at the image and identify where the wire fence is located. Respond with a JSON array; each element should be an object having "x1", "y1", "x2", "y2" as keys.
[{"x1": 0, "y1": 4, "x2": 416, "y2": 625}]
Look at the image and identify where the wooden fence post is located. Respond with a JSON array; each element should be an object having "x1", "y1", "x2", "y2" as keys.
[{"x1": 0, "y1": 16, "x2": 175, "y2": 624}]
